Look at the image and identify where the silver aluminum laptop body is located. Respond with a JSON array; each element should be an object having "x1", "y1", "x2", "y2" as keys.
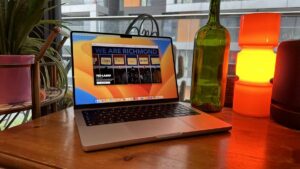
[{"x1": 71, "y1": 31, "x2": 232, "y2": 151}]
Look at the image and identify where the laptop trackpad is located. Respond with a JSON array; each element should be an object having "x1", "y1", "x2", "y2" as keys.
[
  {"x1": 124, "y1": 117, "x2": 193, "y2": 138},
  {"x1": 80, "y1": 118, "x2": 194, "y2": 147}
]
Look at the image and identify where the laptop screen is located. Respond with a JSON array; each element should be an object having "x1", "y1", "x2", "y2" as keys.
[{"x1": 71, "y1": 32, "x2": 178, "y2": 106}]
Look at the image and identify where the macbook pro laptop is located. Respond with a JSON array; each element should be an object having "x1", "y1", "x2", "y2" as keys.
[{"x1": 71, "y1": 31, "x2": 232, "y2": 151}]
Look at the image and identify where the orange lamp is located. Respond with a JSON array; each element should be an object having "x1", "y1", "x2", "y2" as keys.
[{"x1": 233, "y1": 13, "x2": 281, "y2": 117}]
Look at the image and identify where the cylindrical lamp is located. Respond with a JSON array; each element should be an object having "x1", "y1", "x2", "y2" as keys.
[{"x1": 233, "y1": 13, "x2": 281, "y2": 117}]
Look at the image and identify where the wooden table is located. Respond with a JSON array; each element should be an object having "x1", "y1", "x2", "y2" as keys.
[{"x1": 0, "y1": 107, "x2": 299, "y2": 169}]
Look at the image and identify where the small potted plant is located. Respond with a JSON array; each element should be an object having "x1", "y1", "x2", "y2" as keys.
[{"x1": 0, "y1": 0, "x2": 67, "y2": 104}]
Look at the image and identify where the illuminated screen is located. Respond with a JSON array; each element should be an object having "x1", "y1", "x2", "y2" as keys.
[{"x1": 71, "y1": 32, "x2": 178, "y2": 105}]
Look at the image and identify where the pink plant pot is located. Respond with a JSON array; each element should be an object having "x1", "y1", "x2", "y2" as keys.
[{"x1": 0, "y1": 55, "x2": 35, "y2": 104}]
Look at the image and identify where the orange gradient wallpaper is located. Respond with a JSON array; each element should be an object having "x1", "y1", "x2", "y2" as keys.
[{"x1": 71, "y1": 32, "x2": 178, "y2": 105}]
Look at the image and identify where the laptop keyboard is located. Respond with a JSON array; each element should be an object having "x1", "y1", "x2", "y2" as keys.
[{"x1": 82, "y1": 103, "x2": 199, "y2": 126}]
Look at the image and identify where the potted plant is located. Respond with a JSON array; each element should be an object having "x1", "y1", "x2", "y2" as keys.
[{"x1": 0, "y1": 0, "x2": 67, "y2": 104}]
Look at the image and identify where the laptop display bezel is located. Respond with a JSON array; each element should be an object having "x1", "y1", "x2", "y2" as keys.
[{"x1": 70, "y1": 31, "x2": 179, "y2": 109}]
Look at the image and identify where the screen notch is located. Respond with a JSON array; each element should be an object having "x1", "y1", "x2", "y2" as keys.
[{"x1": 120, "y1": 34, "x2": 132, "y2": 38}]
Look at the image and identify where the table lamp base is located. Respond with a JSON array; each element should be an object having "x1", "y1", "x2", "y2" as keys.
[{"x1": 233, "y1": 81, "x2": 272, "y2": 117}]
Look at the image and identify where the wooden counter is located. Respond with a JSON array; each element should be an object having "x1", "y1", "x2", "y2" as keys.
[{"x1": 0, "y1": 107, "x2": 299, "y2": 169}]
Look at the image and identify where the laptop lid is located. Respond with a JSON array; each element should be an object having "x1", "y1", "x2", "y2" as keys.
[{"x1": 71, "y1": 31, "x2": 179, "y2": 109}]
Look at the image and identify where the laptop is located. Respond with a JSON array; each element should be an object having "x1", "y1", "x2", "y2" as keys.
[{"x1": 70, "y1": 31, "x2": 232, "y2": 151}]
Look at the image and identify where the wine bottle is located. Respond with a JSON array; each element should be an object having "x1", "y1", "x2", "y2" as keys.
[{"x1": 190, "y1": 0, "x2": 230, "y2": 112}]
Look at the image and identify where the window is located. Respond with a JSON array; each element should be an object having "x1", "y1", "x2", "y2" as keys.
[
  {"x1": 175, "y1": 0, "x2": 193, "y2": 4},
  {"x1": 60, "y1": 0, "x2": 300, "y2": 100},
  {"x1": 162, "y1": 19, "x2": 178, "y2": 40},
  {"x1": 141, "y1": 0, "x2": 151, "y2": 6}
]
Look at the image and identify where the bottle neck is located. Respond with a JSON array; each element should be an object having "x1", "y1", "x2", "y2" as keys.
[{"x1": 207, "y1": 0, "x2": 221, "y2": 25}]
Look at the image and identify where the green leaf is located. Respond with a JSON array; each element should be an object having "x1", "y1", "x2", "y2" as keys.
[{"x1": 0, "y1": 0, "x2": 68, "y2": 55}]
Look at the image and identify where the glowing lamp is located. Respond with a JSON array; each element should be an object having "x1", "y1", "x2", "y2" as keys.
[
  {"x1": 233, "y1": 13, "x2": 281, "y2": 117},
  {"x1": 236, "y1": 49, "x2": 276, "y2": 83}
]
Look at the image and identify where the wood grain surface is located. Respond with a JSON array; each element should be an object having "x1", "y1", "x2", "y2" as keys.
[{"x1": 0, "y1": 107, "x2": 299, "y2": 169}]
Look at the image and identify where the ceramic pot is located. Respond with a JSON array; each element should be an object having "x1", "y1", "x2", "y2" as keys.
[{"x1": 0, "y1": 55, "x2": 34, "y2": 104}]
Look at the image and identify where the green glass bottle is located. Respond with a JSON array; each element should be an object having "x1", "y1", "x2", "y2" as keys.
[{"x1": 190, "y1": 0, "x2": 230, "y2": 112}]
